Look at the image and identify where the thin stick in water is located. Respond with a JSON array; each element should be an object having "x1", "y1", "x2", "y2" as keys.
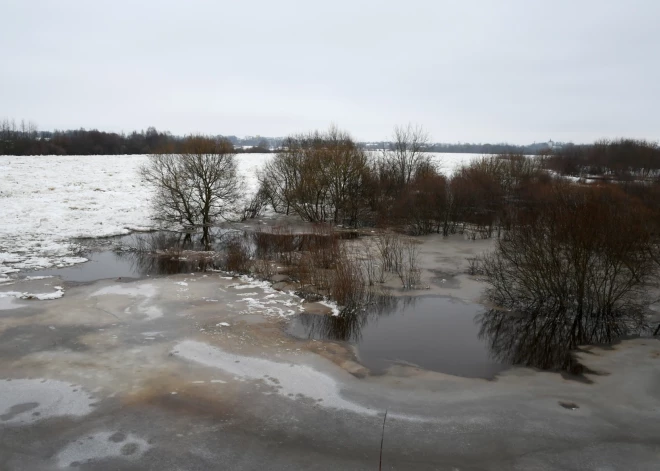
[{"x1": 379, "y1": 409, "x2": 388, "y2": 471}]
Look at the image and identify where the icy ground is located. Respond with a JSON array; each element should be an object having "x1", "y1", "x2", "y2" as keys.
[{"x1": 0, "y1": 152, "x2": 477, "y2": 280}]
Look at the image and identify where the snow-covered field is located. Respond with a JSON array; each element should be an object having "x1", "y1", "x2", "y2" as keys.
[{"x1": 0, "y1": 152, "x2": 479, "y2": 280}]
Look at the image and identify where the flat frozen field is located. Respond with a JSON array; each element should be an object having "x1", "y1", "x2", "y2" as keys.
[{"x1": 0, "y1": 152, "x2": 479, "y2": 279}]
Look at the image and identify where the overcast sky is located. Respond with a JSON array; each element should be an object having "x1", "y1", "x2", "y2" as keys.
[{"x1": 2, "y1": 0, "x2": 659, "y2": 143}]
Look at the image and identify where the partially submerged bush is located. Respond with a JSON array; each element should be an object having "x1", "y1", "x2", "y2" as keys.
[
  {"x1": 373, "y1": 233, "x2": 422, "y2": 289},
  {"x1": 480, "y1": 182, "x2": 655, "y2": 346},
  {"x1": 223, "y1": 233, "x2": 253, "y2": 273},
  {"x1": 330, "y1": 249, "x2": 366, "y2": 307}
]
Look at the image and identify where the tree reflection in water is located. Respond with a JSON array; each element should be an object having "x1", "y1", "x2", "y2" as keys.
[
  {"x1": 113, "y1": 230, "x2": 228, "y2": 276},
  {"x1": 295, "y1": 293, "x2": 404, "y2": 343},
  {"x1": 114, "y1": 249, "x2": 219, "y2": 276},
  {"x1": 477, "y1": 308, "x2": 648, "y2": 375}
]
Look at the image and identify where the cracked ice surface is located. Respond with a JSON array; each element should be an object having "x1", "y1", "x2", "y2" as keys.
[{"x1": 0, "y1": 154, "x2": 272, "y2": 277}]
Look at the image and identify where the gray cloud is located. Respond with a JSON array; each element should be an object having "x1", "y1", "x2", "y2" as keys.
[{"x1": 2, "y1": 0, "x2": 659, "y2": 143}]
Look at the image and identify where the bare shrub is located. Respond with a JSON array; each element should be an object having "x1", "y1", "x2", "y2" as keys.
[
  {"x1": 373, "y1": 233, "x2": 421, "y2": 289},
  {"x1": 449, "y1": 154, "x2": 547, "y2": 238},
  {"x1": 305, "y1": 224, "x2": 340, "y2": 270},
  {"x1": 252, "y1": 258, "x2": 276, "y2": 279},
  {"x1": 223, "y1": 234, "x2": 253, "y2": 274},
  {"x1": 466, "y1": 257, "x2": 482, "y2": 276},
  {"x1": 258, "y1": 126, "x2": 371, "y2": 226},
  {"x1": 140, "y1": 136, "x2": 242, "y2": 247},
  {"x1": 358, "y1": 240, "x2": 382, "y2": 286},
  {"x1": 242, "y1": 186, "x2": 269, "y2": 220},
  {"x1": 330, "y1": 247, "x2": 366, "y2": 307},
  {"x1": 292, "y1": 252, "x2": 313, "y2": 290},
  {"x1": 480, "y1": 182, "x2": 655, "y2": 345},
  {"x1": 382, "y1": 123, "x2": 432, "y2": 188},
  {"x1": 395, "y1": 239, "x2": 422, "y2": 289},
  {"x1": 392, "y1": 166, "x2": 451, "y2": 235},
  {"x1": 252, "y1": 225, "x2": 298, "y2": 265},
  {"x1": 374, "y1": 233, "x2": 402, "y2": 273}
]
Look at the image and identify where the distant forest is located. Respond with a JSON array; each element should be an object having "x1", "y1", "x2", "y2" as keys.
[
  {"x1": 0, "y1": 119, "x2": 564, "y2": 156},
  {"x1": 0, "y1": 120, "x2": 273, "y2": 156}
]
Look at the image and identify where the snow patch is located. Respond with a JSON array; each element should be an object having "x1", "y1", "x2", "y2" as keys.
[
  {"x1": 0, "y1": 287, "x2": 64, "y2": 301},
  {"x1": 0, "y1": 379, "x2": 95, "y2": 425},
  {"x1": 172, "y1": 340, "x2": 374, "y2": 415},
  {"x1": 56, "y1": 431, "x2": 151, "y2": 468},
  {"x1": 319, "y1": 300, "x2": 341, "y2": 316},
  {"x1": 90, "y1": 283, "x2": 162, "y2": 320},
  {"x1": 228, "y1": 275, "x2": 302, "y2": 318}
]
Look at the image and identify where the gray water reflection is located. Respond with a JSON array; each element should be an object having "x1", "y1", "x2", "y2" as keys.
[
  {"x1": 31, "y1": 250, "x2": 220, "y2": 282},
  {"x1": 31, "y1": 231, "x2": 230, "y2": 282},
  {"x1": 477, "y1": 308, "x2": 649, "y2": 376},
  {"x1": 288, "y1": 296, "x2": 508, "y2": 378}
]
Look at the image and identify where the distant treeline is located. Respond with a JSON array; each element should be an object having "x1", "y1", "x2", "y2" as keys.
[
  {"x1": 3, "y1": 119, "x2": 657, "y2": 168},
  {"x1": 0, "y1": 120, "x2": 274, "y2": 156},
  {"x1": 544, "y1": 139, "x2": 660, "y2": 179},
  {"x1": 364, "y1": 141, "x2": 555, "y2": 155}
]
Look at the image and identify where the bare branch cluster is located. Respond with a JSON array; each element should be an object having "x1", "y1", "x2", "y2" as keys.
[
  {"x1": 258, "y1": 126, "x2": 371, "y2": 225},
  {"x1": 480, "y1": 182, "x2": 656, "y2": 347},
  {"x1": 140, "y1": 136, "x2": 242, "y2": 245}
]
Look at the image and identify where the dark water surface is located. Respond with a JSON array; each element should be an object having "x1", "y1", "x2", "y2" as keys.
[
  {"x1": 31, "y1": 251, "x2": 143, "y2": 282},
  {"x1": 30, "y1": 231, "x2": 225, "y2": 282},
  {"x1": 288, "y1": 296, "x2": 508, "y2": 378}
]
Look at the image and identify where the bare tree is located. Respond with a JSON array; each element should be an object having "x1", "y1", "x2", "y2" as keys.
[
  {"x1": 384, "y1": 124, "x2": 431, "y2": 188},
  {"x1": 140, "y1": 136, "x2": 242, "y2": 247},
  {"x1": 258, "y1": 126, "x2": 370, "y2": 225}
]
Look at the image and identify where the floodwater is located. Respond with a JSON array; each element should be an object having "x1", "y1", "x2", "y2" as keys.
[
  {"x1": 26, "y1": 229, "x2": 649, "y2": 378},
  {"x1": 31, "y1": 251, "x2": 145, "y2": 282},
  {"x1": 477, "y1": 308, "x2": 653, "y2": 376},
  {"x1": 30, "y1": 250, "x2": 215, "y2": 282},
  {"x1": 29, "y1": 231, "x2": 228, "y2": 282},
  {"x1": 288, "y1": 296, "x2": 508, "y2": 379}
]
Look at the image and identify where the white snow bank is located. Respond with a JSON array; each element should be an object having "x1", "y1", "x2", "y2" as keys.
[
  {"x1": 228, "y1": 275, "x2": 304, "y2": 317},
  {"x1": 0, "y1": 287, "x2": 64, "y2": 300},
  {"x1": 319, "y1": 299, "x2": 341, "y2": 316}
]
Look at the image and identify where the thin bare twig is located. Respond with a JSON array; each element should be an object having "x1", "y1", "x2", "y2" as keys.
[{"x1": 379, "y1": 409, "x2": 388, "y2": 471}]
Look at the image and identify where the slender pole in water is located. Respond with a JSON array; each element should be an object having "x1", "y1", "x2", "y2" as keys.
[{"x1": 379, "y1": 409, "x2": 388, "y2": 471}]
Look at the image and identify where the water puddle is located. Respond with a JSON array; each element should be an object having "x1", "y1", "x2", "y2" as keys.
[
  {"x1": 30, "y1": 250, "x2": 218, "y2": 282},
  {"x1": 288, "y1": 296, "x2": 508, "y2": 379},
  {"x1": 29, "y1": 231, "x2": 226, "y2": 282}
]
